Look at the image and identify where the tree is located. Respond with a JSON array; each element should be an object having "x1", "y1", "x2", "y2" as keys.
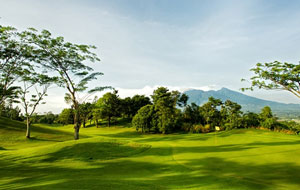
[
  {"x1": 0, "y1": 25, "x2": 33, "y2": 107},
  {"x1": 132, "y1": 104, "x2": 155, "y2": 133},
  {"x1": 259, "y1": 106, "x2": 277, "y2": 130},
  {"x1": 19, "y1": 72, "x2": 57, "y2": 138},
  {"x1": 242, "y1": 112, "x2": 260, "y2": 128},
  {"x1": 183, "y1": 103, "x2": 203, "y2": 124},
  {"x1": 120, "y1": 95, "x2": 151, "y2": 118},
  {"x1": 58, "y1": 108, "x2": 74, "y2": 125},
  {"x1": 201, "y1": 97, "x2": 223, "y2": 128},
  {"x1": 79, "y1": 102, "x2": 93, "y2": 128},
  {"x1": 242, "y1": 61, "x2": 300, "y2": 99},
  {"x1": 221, "y1": 100, "x2": 243, "y2": 129},
  {"x1": 151, "y1": 87, "x2": 185, "y2": 134},
  {"x1": 21, "y1": 28, "x2": 110, "y2": 140},
  {"x1": 96, "y1": 90, "x2": 121, "y2": 127}
]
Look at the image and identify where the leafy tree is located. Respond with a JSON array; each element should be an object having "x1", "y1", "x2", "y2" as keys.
[
  {"x1": 151, "y1": 87, "x2": 185, "y2": 133},
  {"x1": 242, "y1": 61, "x2": 300, "y2": 99},
  {"x1": 201, "y1": 97, "x2": 223, "y2": 128},
  {"x1": 221, "y1": 100, "x2": 243, "y2": 129},
  {"x1": 132, "y1": 104, "x2": 155, "y2": 133},
  {"x1": 21, "y1": 28, "x2": 110, "y2": 140},
  {"x1": 19, "y1": 72, "x2": 56, "y2": 138},
  {"x1": 0, "y1": 104, "x2": 22, "y2": 121},
  {"x1": 132, "y1": 87, "x2": 186, "y2": 134},
  {"x1": 0, "y1": 25, "x2": 33, "y2": 107},
  {"x1": 96, "y1": 90, "x2": 121, "y2": 127},
  {"x1": 58, "y1": 108, "x2": 74, "y2": 125},
  {"x1": 242, "y1": 112, "x2": 260, "y2": 128},
  {"x1": 183, "y1": 102, "x2": 203, "y2": 124},
  {"x1": 121, "y1": 95, "x2": 151, "y2": 118},
  {"x1": 32, "y1": 112, "x2": 58, "y2": 124},
  {"x1": 92, "y1": 107, "x2": 101, "y2": 128},
  {"x1": 259, "y1": 106, "x2": 277, "y2": 130},
  {"x1": 79, "y1": 102, "x2": 93, "y2": 128}
]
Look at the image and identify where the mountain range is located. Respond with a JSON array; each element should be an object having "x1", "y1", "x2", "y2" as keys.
[{"x1": 184, "y1": 88, "x2": 300, "y2": 118}]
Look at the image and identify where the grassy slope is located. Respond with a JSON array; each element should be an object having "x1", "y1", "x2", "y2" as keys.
[{"x1": 1, "y1": 117, "x2": 300, "y2": 190}]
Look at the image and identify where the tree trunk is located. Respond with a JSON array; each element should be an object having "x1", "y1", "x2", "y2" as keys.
[
  {"x1": 74, "y1": 123, "x2": 80, "y2": 140},
  {"x1": 73, "y1": 102, "x2": 80, "y2": 140},
  {"x1": 108, "y1": 116, "x2": 111, "y2": 127},
  {"x1": 26, "y1": 117, "x2": 31, "y2": 138},
  {"x1": 83, "y1": 119, "x2": 86, "y2": 128}
]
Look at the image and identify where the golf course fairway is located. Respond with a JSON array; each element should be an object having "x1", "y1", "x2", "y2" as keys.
[{"x1": 1, "y1": 116, "x2": 300, "y2": 190}]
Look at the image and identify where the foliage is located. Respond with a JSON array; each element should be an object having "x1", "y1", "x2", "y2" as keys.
[
  {"x1": 201, "y1": 97, "x2": 223, "y2": 129},
  {"x1": 221, "y1": 100, "x2": 243, "y2": 129},
  {"x1": 183, "y1": 103, "x2": 203, "y2": 124},
  {"x1": 58, "y1": 108, "x2": 74, "y2": 125},
  {"x1": 0, "y1": 25, "x2": 27, "y2": 106},
  {"x1": 95, "y1": 90, "x2": 121, "y2": 127},
  {"x1": 20, "y1": 28, "x2": 110, "y2": 139},
  {"x1": 0, "y1": 104, "x2": 23, "y2": 121},
  {"x1": 132, "y1": 104, "x2": 155, "y2": 133},
  {"x1": 259, "y1": 106, "x2": 277, "y2": 130},
  {"x1": 242, "y1": 112, "x2": 260, "y2": 128},
  {"x1": 31, "y1": 112, "x2": 58, "y2": 124},
  {"x1": 120, "y1": 95, "x2": 151, "y2": 118},
  {"x1": 242, "y1": 61, "x2": 300, "y2": 99},
  {"x1": 132, "y1": 87, "x2": 185, "y2": 134},
  {"x1": 19, "y1": 71, "x2": 58, "y2": 138},
  {"x1": 79, "y1": 102, "x2": 93, "y2": 128}
]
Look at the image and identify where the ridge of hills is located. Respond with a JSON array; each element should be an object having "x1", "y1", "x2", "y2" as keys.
[{"x1": 184, "y1": 88, "x2": 300, "y2": 118}]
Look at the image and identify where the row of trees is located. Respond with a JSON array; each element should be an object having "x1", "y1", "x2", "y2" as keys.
[
  {"x1": 0, "y1": 25, "x2": 108, "y2": 139},
  {"x1": 57, "y1": 90, "x2": 151, "y2": 127},
  {"x1": 132, "y1": 87, "x2": 284, "y2": 134}
]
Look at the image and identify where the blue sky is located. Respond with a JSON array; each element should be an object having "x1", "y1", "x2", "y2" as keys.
[{"x1": 1, "y1": 0, "x2": 300, "y2": 113}]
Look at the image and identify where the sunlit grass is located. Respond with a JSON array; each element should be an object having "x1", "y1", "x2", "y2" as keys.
[{"x1": 1, "y1": 116, "x2": 300, "y2": 189}]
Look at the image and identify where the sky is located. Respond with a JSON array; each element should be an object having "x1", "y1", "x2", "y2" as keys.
[{"x1": 1, "y1": 0, "x2": 300, "y2": 113}]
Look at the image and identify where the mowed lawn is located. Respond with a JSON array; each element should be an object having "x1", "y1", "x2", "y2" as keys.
[{"x1": 1, "y1": 117, "x2": 300, "y2": 190}]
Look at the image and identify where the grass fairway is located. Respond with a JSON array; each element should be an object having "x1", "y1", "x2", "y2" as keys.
[{"x1": 1, "y1": 117, "x2": 300, "y2": 189}]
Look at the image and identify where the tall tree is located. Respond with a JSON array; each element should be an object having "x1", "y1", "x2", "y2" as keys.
[
  {"x1": 221, "y1": 100, "x2": 243, "y2": 129},
  {"x1": 0, "y1": 25, "x2": 32, "y2": 107},
  {"x1": 19, "y1": 71, "x2": 57, "y2": 138},
  {"x1": 79, "y1": 102, "x2": 93, "y2": 128},
  {"x1": 21, "y1": 28, "x2": 109, "y2": 140},
  {"x1": 132, "y1": 104, "x2": 155, "y2": 133},
  {"x1": 151, "y1": 87, "x2": 185, "y2": 134},
  {"x1": 242, "y1": 61, "x2": 300, "y2": 99},
  {"x1": 96, "y1": 90, "x2": 121, "y2": 127},
  {"x1": 201, "y1": 97, "x2": 223, "y2": 128}
]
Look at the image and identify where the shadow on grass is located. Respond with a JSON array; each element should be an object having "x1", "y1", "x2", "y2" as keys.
[
  {"x1": 0, "y1": 116, "x2": 73, "y2": 137},
  {"x1": 2, "y1": 128, "x2": 300, "y2": 189},
  {"x1": 0, "y1": 147, "x2": 6, "y2": 150},
  {"x1": 2, "y1": 152, "x2": 300, "y2": 190},
  {"x1": 84, "y1": 118, "x2": 132, "y2": 129},
  {"x1": 41, "y1": 141, "x2": 150, "y2": 162}
]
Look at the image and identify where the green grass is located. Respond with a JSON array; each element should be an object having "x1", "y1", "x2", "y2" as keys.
[{"x1": 1, "y1": 117, "x2": 300, "y2": 189}]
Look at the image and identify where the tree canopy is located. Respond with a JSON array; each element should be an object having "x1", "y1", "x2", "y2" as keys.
[
  {"x1": 20, "y1": 28, "x2": 109, "y2": 139},
  {"x1": 242, "y1": 61, "x2": 300, "y2": 99}
]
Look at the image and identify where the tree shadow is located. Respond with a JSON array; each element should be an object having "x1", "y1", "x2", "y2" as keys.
[
  {"x1": 2, "y1": 152, "x2": 300, "y2": 190},
  {"x1": 0, "y1": 147, "x2": 6, "y2": 150},
  {"x1": 41, "y1": 141, "x2": 150, "y2": 162}
]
